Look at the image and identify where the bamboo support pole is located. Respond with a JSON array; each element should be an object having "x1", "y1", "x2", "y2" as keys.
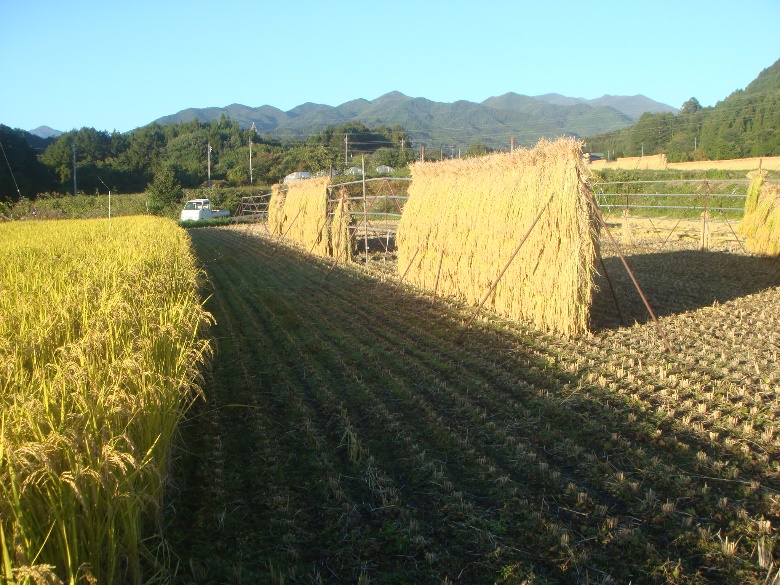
[
  {"x1": 587, "y1": 193, "x2": 673, "y2": 352},
  {"x1": 456, "y1": 191, "x2": 555, "y2": 343},
  {"x1": 597, "y1": 246, "x2": 625, "y2": 326},
  {"x1": 393, "y1": 248, "x2": 420, "y2": 293}
]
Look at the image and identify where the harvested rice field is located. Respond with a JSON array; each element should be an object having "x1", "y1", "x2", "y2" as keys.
[{"x1": 165, "y1": 224, "x2": 780, "y2": 584}]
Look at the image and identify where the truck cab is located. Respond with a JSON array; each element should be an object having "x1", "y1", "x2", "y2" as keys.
[{"x1": 180, "y1": 199, "x2": 231, "y2": 222}]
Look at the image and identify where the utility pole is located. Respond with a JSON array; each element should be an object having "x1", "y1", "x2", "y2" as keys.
[
  {"x1": 72, "y1": 140, "x2": 77, "y2": 196},
  {"x1": 207, "y1": 142, "x2": 212, "y2": 188},
  {"x1": 420, "y1": 145, "x2": 425, "y2": 162},
  {"x1": 401, "y1": 138, "x2": 404, "y2": 151},
  {"x1": 249, "y1": 122, "x2": 256, "y2": 184},
  {"x1": 345, "y1": 133, "x2": 348, "y2": 165},
  {"x1": 510, "y1": 136, "x2": 515, "y2": 152}
]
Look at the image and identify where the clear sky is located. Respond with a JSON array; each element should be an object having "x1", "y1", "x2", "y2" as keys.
[{"x1": 1, "y1": 0, "x2": 778, "y2": 134}]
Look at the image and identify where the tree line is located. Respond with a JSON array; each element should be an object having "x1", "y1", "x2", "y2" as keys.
[{"x1": 0, "y1": 119, "x2": 417, "y2": 203}]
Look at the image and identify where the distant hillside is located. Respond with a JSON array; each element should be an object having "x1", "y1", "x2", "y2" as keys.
[
  {"x1": 153, "y1": 91, "x2": 661, "y2": 150},
  {"x1": 533, "y1": 94, "x2": 678, "y2": 120},
  {"x1": 585, "y1": 57, "x2": 780, "y2": 161}
]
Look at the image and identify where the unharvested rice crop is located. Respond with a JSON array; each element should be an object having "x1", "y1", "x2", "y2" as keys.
[
  {"x1": 740, "y1": 170, "x2": 780, "y2": 256},
  {"x1": 268, "y1": 177, "x2": 331, "y2": 257},
  {"x1": 0, "y1": 216, "x2": 211, "y2": 584},
  {"x1": 396, "y1": 137, "x2": 598, "y2": 336}
]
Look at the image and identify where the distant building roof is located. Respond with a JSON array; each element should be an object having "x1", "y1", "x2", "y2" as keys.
[{"x1": 283, "y1": 171, "x2": 311, "y2": 183}]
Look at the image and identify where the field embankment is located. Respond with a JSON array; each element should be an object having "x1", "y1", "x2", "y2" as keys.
[
  {"x1": 591, "y1": 155, "x2": 780, "y2": 172},
  {"x1": 165, "y1": 225, "x2": 780, "y2": 584},
  {"x1": 0, "y1": 217, "x2": 211, "y2": 584}
]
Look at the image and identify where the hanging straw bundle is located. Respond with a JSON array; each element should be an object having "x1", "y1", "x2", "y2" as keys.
[
  {"x1": 268, "y1": 177, "x2": 331, "y2": 256},
  {"x1": 396, "y1": 137, "x2": 598, "y2": 336},
  {"x1": 267, "y1": 184, "x2": 287, "y2": 236},
  {"x1": 330, "y1": 185, "x2": 355, "y2": 263},
  {"x1": 740, "y1": 170, "x2": 780, "y2": 256}
]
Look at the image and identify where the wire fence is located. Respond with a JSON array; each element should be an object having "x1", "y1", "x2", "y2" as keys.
[
  {"x1": 234, "y1": 193, "x2": 271, "y2": 221},
  {"x1": 235, "y1": 177, "x2": 758, "y2": 258},
  {"x1": 326, "y1": 177, "x2": 411, "y2": 262}
]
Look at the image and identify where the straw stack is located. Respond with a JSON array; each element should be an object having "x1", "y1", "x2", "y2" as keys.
[
  {"x1": 740, "y1": 170, "x2": 780, "y2": 256},
  {"x1": 269, "y1": 177, "x2": 331, "y2": 256},
  {"x1": 396, "y1": 138, "x2": 598, "y2": 336}
]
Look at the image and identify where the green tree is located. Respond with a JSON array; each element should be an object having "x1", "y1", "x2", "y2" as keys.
[
  {"x1": 0, "y1": 125, "x2": 56, "y2": 200},
  {"x1": 146, "y1": 164, "x2": 182, "y2": 215},
  {"x1": 680, "y1": 97, "x2": 702, "y2": 115},
  {"x1": 464, "y1": 143, "x2": 489, "y2": 157}
]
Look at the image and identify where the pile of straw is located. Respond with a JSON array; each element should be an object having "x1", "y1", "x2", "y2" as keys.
[
  {"x1": 740, "y1": 170, "x2": 780, "y2": 256},
  {"x1": 268, "y1": 177, "x2": 331, "y2": 257},
  {"x1": 396, "y1": 138, "x2": 598, "y2": 336}
]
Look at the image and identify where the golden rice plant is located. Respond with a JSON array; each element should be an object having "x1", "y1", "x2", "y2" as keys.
[
  {"x1": 396, "y1": 137, "x2": 598, "y2": 336},
  {"x1": 0, "y1": 216, "x2": 211, "y2": 584},
  {"x1": 270, "y1": 177, "x2": 331, "y2": 257}
]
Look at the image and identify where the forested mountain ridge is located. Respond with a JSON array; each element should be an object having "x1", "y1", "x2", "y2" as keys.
[
  {"x1": 586, "y1": 57, "x2": 780, "y2": 161},
  {"x1": 153, "y1": 91, "x2": 666, "y2": 150}
]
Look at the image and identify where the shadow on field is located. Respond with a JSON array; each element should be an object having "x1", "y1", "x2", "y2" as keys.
[
  {"x1": 168, "y1": 227, "x2": 780, "y2": 584},
  {"x1": 590, "y1": 248, "x2": 780, "y2": 329}
]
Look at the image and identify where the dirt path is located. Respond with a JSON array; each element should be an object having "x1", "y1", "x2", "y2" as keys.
[{"x1": 164, "y1": 226, "x2": 780, "y2": 584}]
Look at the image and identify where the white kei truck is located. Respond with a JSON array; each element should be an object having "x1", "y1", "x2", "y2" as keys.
[{"x1": 180, "y1": 199, "x2": 230, "y2": 222}]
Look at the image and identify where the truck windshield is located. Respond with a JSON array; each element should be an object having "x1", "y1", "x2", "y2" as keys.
[{"x1": 184, "y1": 202, "x2": 198, "y2": 210}]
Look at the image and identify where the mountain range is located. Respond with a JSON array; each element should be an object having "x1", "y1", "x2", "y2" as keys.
[
  {"x1": 148, "y1": 92, "x2": 677, "y2": 150},
  {"x1": 26, "y1": 92, "x2": 677, "y2": 151}
]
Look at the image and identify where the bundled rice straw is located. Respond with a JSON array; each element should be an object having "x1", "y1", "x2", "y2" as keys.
[
  {"x1": 740, "y1": 170, "x2": 780, "y2": 256},
  {"x1": 268, "y1": 177, "x2": 331, "y2": 256},
  {"x1": 396, "y1": 137, "x2": 599, "y2": 336},
  {"x1": 330, "y1": 185, "x2": 355, "y2": 262},
  {"x1": 267, "y1": 184, "x2": 286, "y2": 236}
]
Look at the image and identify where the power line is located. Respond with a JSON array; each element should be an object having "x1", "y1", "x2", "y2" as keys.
[{"x1": 0, "y1": 139, "x2": 23, "y2": 199}]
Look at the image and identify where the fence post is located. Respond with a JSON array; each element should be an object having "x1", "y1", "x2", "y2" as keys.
[
  {"x1": 700, "y1": 184, "x2": 710, "y2": 252},
  {"x1": 362, "y1": 155, "x2": 368, "y2": 266},
  {"x1": 621, "y1": 208, "x2": 631, "y2": 247}
]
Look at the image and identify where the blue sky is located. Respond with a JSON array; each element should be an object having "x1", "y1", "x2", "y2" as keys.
[{"x1": 1, "y1": 0, "x2": 778, "y2": 134}]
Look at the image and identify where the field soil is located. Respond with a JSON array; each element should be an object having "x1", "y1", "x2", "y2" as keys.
[{"x1": 165, "y1": 225, "x2": 780, "y2": 584}]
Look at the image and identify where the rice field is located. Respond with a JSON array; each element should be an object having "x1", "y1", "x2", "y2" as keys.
[
  {"x1": 0, "y1": 216, "x2": 211, "y2": 584},
  {"x1": 164, "y1": 224, "x2": 780, "y2": 584}
]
